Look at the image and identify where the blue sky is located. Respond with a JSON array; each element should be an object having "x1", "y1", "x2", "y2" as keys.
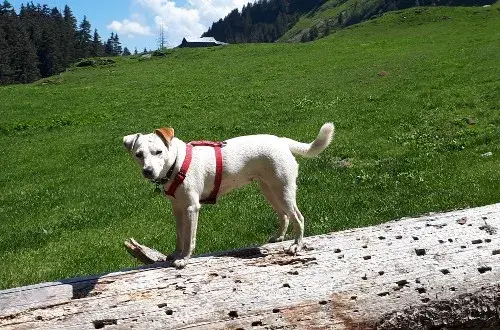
[{"x1": 9, "y1": 0, "x2": 255, "y2": 51}]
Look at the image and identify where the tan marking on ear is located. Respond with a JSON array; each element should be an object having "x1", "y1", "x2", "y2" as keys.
[{"x1": 154, "y1": 127, "x2": 175, "y2": 145}]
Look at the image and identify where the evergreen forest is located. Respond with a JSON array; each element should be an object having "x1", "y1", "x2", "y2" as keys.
[{"x1": 0, "y1": 1, "x2": 124, "y2": 85}]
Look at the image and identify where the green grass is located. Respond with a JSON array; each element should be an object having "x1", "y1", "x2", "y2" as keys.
[{"x1": 0, "y1": 5, "x2": 499, "y2": 289}]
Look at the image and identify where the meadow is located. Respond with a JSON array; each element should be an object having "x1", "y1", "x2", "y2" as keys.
[{"x1": 0, "y1": 5, "x2": 499, "y2": 289}]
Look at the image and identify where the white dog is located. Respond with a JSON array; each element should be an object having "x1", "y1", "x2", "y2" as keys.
[{"x1": 123, "y1": 123, "x2": 334, "y2": 268}]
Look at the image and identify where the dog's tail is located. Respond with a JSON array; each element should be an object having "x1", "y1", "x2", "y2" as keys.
[{"x1": 283, "y1": 122, "x2": 334, "y2": 158}]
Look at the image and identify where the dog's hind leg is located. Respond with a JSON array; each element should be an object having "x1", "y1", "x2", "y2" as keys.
[
  {"x1": 272, "y1": 182, "x2": 304, "y2": 255},
  {"x1": 286, "y1": 204, "x2": 305, "y2": 255},
  {"x1": 258, "y1": 181, "x2": 289, "y2": 243}
]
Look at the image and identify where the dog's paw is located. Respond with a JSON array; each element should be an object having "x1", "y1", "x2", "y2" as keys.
[
  {"x1": 285, "y1": 243, "x2": 303, "y2": 255},
  {"x1": 269, "y1": 235, "x2": 285, "y2": 243},
  {"x1": 172, "y1": 258, "x2": 189, "y2": 269}
]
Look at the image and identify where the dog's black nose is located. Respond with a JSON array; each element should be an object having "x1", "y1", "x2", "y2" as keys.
[{"x1": 143, "y1": 168, "x2": 154, "y2": 178}]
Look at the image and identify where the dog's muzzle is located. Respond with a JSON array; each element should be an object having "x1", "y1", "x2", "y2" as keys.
[{"x1": 142, "y1": 168, "x2": 155, "y2": 179}]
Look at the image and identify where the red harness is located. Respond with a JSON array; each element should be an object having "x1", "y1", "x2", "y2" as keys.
[{"x1": 165, "y1": 141, "x2": 224, "y2": 204}]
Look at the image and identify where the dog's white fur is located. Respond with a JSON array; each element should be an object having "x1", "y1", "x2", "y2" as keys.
[{"x1": 123, "y1": 123, "x2": 334, "y2": 268}]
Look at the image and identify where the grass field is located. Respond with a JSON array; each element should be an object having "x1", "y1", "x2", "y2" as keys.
[{"x1": 0, "y1": 4, "x2": 499, "y2": 290}]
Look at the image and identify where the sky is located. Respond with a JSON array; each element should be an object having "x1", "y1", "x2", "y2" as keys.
[{"x1": 9, "y1": 0, "x2": 256, "y2": 51}]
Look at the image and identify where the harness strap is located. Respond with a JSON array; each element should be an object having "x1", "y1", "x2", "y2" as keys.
[
  {"x1": 200, "y1": 144, "x2": 223, "y2": 204},
  {"x1": 165, "y1": 144, "x2": 193, "y2": 198},
  {"x1": 165, "y1": 141, "x2": 224, "y2": 204},
  {"x1": 190, "y1": 141, "x2": 222, "y2": 147}
]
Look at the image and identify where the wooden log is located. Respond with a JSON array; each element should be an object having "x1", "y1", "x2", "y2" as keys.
[
  {"x1": 124, "y1": 238, "x2": 168, "y2": 264},
  {"x1": 1, "y1": 203, "x2": 500, "y2": 329}
]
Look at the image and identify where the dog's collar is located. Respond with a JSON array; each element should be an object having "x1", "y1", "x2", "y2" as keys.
[{"x1": 153, "y1": 157, "x2": 177, "y2": 185}]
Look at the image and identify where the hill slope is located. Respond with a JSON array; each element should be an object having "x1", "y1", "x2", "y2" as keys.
[
  {"x1": 0, "y1": 5, "x2": 499, "y2": 289},
  {"x1": 280, "y1": 0, "x2": 497, "y2": 42}
]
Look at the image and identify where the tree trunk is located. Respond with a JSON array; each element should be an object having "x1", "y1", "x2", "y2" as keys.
[{"x1": 1, "y1": 204, "x2": 499, "y2": 329}]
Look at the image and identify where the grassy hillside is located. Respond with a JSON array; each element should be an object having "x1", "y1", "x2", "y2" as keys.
[
  {"x1": 280, "y1": 0, "x2": 497, "y2": 42},
  {"x1": 281, "y1": 0, "x2": 376, "y2": 42},
  {"x1": 0, "y1": 4, "x2": 499, "y2": 289}
]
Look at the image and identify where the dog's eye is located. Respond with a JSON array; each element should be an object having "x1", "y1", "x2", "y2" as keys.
[
  {"x1": 135, "y1": 151, "x2": 143, "y2": 158},
  {"x1": 155, "y1": 150, "x2": 162, "y2": 155}
]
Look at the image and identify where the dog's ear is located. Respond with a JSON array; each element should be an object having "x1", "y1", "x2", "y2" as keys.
[
  {"x1": 123, "y1": 133, "x2": 141, "y2": 151},
  {"x1": 154, "y1": 127, "x2": 175, "y2": 146}
]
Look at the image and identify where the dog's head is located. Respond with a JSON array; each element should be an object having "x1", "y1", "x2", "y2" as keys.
[{"x1": 123, "y1": 127, "x2": 175, "y2": 181}]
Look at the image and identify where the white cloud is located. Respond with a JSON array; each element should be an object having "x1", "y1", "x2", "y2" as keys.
[
  {"x1": 107, "y1": 19, "x2": 153, "y2": 37},
  {"x1": 134, "y1": 0, "x2": 257, "y2": 46}
]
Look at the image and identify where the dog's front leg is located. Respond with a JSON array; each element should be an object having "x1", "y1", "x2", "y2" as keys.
[
  {"x1": 172, "y1": 200, "x2": 200, "y2": 269},
  {"x1": 166, "y1": 202, "x2": 185, "y2": 261}
]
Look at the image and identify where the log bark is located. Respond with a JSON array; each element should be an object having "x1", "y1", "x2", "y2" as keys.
[
  {"x1": 1, "y1": 203, "x2": 500, "y2": 330},
  {"x1": 124, "y1": 238, "x2": 168, "y2": 264}
]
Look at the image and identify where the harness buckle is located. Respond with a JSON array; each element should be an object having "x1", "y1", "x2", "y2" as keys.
[{"x1": 175, "y1": 171, "x2": 186, "y2": 181}]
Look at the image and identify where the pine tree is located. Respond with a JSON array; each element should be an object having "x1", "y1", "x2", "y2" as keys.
[
  {"x1": 76, "y1": 15, "x2": 92, "y2": 58},
  {"x1": 91, "y1": 29, "x2": 103, "y2": 57},
  {"x1": 122, "y1": 46, "x2": 131, "y2": 56},
  {"x1": 37, "y1": 28, "x2": 58, "y2": 77},
  {"x1": 104, "y1": 32, "x2": 114, "y2": 56},
  {"x1": 62, "y1": 5, "x2": 77, "y2": 66},
  {"x1": 112, "y1": 33, "x2": 122, "y2": 55},
  {"x1": 34, "y1": 6, "x2": 65, "y2": 77},
  {"x1": 104, "y1": 32, "x2": 122, "y2": 56},
  {"x1": 134, "y1": 47, "x2": 138, "y2": 55},
  {"x1": 49, "y1": 7, "x2": 65, "y2": 74},
  {"x1": 243, "y1": 8, "x2": 252, "y2": 36}
]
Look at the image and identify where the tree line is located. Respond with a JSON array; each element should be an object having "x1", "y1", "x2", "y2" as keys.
[
  {"x1": 202, "y1": 0, "x2": 326, "y2": 43},
  {"x1": 0, "y1": 1, "x2": 131, "y2": 85},
  {"x1": 202, "y1": 0, "x2": 495, "y2": 44}
]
